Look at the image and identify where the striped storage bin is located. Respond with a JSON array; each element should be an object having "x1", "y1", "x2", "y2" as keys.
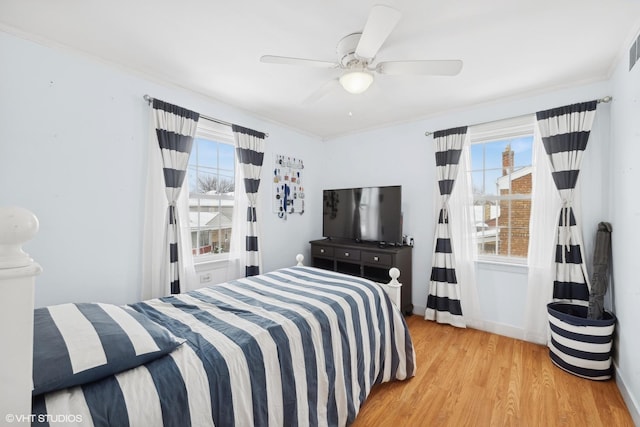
[{"x1": 547, "y1": 302, "x2": 616, "y2": 380}]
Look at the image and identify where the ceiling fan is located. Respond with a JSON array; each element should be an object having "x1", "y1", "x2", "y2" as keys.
[{"x1": 260, "y1": 5, "x2": 463, "y2": 98}]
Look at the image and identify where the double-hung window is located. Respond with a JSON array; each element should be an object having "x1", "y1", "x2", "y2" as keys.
[
  {"x1": 188, "y1": 119, "x2": 235, "y2": 262},
  {"x1": 469, "y1": 115, "x2": 535, "y2": 262}
]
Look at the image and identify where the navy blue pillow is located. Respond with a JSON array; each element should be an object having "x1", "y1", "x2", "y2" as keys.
[{"x1": 32, "y1": 302, "x2": 184, "y2": 396}]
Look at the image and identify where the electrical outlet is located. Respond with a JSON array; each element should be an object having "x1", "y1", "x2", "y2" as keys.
[{"x1": 200, "y1": 273, "x2": 212, "y2": 283}]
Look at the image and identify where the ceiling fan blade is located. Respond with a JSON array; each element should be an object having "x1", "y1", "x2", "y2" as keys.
[
  {"x1": 303, "y1": 79, "x2": 339, "y2": 104},
  {"x1": 376, "y1": 60, "x2": 463, "y2": 76},
  {"x1": 355, "y1": 5, "x2": 401, "y2": 60},
  {"x1": 260, "y1": 55, "x2": 337, "y2": 68}
]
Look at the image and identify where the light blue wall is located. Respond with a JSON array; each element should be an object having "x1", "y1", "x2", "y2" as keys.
[
  {"x1": 0, "y1": 31, "x2": 323, "y2": 308},
  {"x1": 609, "y1": 28, "x2": 640, "y2": 425}
]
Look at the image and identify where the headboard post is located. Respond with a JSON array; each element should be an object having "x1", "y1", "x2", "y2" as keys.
[
  {"x1": 386, "y1": 267, "x2": 402, "y2": 309},
  {"x1": 0, "y1": 207, "x2": 42, "y2": 421}
]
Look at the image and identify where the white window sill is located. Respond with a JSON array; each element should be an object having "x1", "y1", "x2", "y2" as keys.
[
  {"x1": 475, "y1": 257, "x2": 528, "y2": 273},
  {"x1": 194, "y1": 255, "x2": 238, "y2": 272}
]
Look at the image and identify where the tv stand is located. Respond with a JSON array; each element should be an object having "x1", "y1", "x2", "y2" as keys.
[{"x1": 309, "y1": 239, "x2": 413, "y2": 315}]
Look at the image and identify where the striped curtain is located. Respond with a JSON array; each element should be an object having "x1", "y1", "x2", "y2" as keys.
[
  {"x1": 152, "y1": 99, "x2": 199, "y2": 294},
  {"x1": 425, "y1": 126, "x2": 468, "y2": 328},
  {"x1": 535, "y1": 101, "x2": 597, "y2": 306},
  {"x1": 232, "y1": 125, "x2": 266, "y2": 277}
]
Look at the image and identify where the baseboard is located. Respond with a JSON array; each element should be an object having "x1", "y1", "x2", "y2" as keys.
[
  {"x1": 475, "y1": 320, "x2": 525, "y2": 341},
  {"x1": 614, "y1": 363, "x2": 640, "y2": 426},
  {"x1": 411, "y1": 305, "x2": 425, "y2": 317},
  {"x1": 411, "y1": 306, "x2": 526, "y2": 341}
]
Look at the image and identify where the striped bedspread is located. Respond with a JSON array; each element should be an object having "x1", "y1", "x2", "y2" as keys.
[{"x1": 32, "y1": 266, "x2": 415, "y2": 426}]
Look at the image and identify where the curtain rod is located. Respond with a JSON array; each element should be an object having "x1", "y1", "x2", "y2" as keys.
[
  {"x1": 143, "y1": 94, "x2": 269, "y2": 138},
  {"x1": 423, "y1": 96, "x2": 612, "y2": 137}
]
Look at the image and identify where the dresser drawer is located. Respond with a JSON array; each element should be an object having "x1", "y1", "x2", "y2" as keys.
[
  {"x1": 312, "y1": 245, "x2": 334, "y2": 257},
  {"x1": 335, "y1": 248, "x2": 360, "y2": 261},
  {"x1": 362, "y1": 251, "x2": 392, "y2": 266}
]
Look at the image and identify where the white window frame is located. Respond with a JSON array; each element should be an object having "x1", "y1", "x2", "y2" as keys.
[
  {"x1": 189, "y1": 119, "x2": 236, "y2": 265},
  {"x1": 469, "y1": 114, "x2": 535, "y2": 265}
]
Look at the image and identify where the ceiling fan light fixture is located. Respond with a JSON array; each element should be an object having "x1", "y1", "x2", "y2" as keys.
[{"x1": 339, "y1": 70, "x2": 374, "y2": 94}]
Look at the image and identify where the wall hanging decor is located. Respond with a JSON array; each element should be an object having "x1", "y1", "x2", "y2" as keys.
[{"x1": 273, "y1": 154, "x2": 304, "y2": 219}]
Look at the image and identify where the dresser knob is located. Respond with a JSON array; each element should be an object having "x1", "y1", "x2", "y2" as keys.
[
  {"x1": 320, "y1": 248, "x2": 325, "y2": 254},
  {"x1": 344, "y1": 252, "x2": 349, "y2": 257},
  {"x1": 374, "y1": 256, "x2": 379, "y2": 261}
]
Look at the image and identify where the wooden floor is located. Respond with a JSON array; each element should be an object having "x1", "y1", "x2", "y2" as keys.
[{"x1": 352, "y1": 315, "x2": 634, "y2": 427}]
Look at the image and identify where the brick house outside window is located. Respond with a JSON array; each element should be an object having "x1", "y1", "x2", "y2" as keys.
[{"x1": 495, "y1": 145, "x2": 532, "y2": 257}]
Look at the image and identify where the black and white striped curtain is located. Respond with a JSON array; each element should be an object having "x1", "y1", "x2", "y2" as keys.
[
  {"x1": 232, "y1": 125, "x2": 266, "y2": 277},
  {"x1": 152, "y1": 99, "x2": 199, "y2": 294},
  {"x1": 536, "y1": 101, "x2": 597, "y2": 305},
  {"x1": 425, "y1": 126, "x2": 468, "y2": 328}
]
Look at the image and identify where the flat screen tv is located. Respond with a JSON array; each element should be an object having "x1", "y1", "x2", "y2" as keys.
[{"x1": 322, "y1": 185, "x2": 402, "y2": 245}]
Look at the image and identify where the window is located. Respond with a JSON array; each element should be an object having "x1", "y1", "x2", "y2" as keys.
[
  {"x1": 188, "y1": 119, "x2": 235, "y2": 261},
  {"x1": 469, "y1": 115, "x2": 534, "y2": 262}
]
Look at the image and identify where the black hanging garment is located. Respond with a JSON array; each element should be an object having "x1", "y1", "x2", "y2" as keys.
[{"x1": 587, "y1": 222, "x2": 612, "y2": 320}]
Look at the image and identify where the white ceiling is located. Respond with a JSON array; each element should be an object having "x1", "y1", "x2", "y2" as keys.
[{"x1": 2, "y1": 0, "x2": 640, "y2": 139}]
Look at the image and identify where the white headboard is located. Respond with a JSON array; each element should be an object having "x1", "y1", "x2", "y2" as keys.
[{"x1": 0, "y1": 207, "x2": 42, "y2": 420}]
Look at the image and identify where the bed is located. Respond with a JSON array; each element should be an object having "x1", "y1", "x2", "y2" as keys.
[{"x1": 0, "y1": 208, "x2": 415, "y2": 427}]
